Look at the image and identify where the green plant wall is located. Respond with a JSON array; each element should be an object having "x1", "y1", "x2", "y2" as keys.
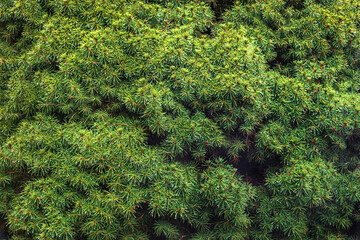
[{"x1": 0, "y1": 0, "x2": 359, "y2": 239}]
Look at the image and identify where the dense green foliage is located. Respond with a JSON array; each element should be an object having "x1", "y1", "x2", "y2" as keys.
[{"x1": 0, "y1": 0, "x2": 359, "y2": 239}]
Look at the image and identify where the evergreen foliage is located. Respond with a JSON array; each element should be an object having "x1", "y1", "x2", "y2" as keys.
[{"x1": 0, "y1": 0, "x2": 359, "y2": 239}]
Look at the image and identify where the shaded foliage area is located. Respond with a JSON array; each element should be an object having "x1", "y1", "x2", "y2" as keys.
[{"x1": 0, "y1": 0, "x2": 359, "y2": 239}]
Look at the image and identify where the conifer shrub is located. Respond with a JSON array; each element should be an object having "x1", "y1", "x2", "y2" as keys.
[{"x1": 0, "y1": 0, "x2": 359, "y2": 239}]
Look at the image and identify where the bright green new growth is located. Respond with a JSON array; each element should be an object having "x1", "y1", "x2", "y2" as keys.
[{"x1": 0, "y1": 0, "x2": 359, "y2": 239}]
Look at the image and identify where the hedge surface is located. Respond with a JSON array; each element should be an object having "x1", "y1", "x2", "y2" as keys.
[{"x1": 0, "y1": 0, "x2": 359, "y2": 239}]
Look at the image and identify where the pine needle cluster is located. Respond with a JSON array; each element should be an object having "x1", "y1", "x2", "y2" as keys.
[{"x1": 0, "y1": 0, "x2": 359, "y2": 239}]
